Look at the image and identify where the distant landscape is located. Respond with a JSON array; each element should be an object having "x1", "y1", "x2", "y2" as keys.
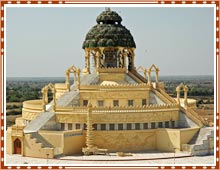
[{"x1": 5, "y1": 75, "x2": 214, "y2": 128}]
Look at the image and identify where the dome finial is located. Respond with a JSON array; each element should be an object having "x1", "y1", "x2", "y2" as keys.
[{"x1": 105, "y1": 7, "x2": 111, "y2": 12}]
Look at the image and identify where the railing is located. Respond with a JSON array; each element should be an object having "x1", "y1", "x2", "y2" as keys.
[
  {"x1": 56, "y1": 103, "x2": 179, "y2": 114},
  {"x1": 151, "y1": 88, "x2": 173, "y2": 104},
  {"x1": 55, "y1": 83, "x2": 68, "y2": 90},
  {"x1": 127, "y1": 70, "x2": 147, "y2": 83},
  {"x1": 23, "y1": 100, "x2": 43, "y2": 110},
  {"x1": 10, "y1": 125, "x2": 25, "y2": 136},
  {"x1": 187, "y1": 107, "x2": 207, "y2": 126},
  {"x1": 127, "y1": 71, "x2": 143, "y2": 83},
  {"x1": 80, "y1": 83, "x2": 150, "y2": 91},
  {"x1": 157, "y1": 88, "x2": 177, "y2": 103},
  {"x1": 180, "y1": 107, "x2": 205, "y2": 127},
  {"x1": 98, "y1": 67, "x2": 126, "y2": 73}
]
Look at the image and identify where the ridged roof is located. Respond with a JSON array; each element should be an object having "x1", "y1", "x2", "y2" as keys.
[{"x1": 82, "y1": 9, "x2": 136, "y2": 49}]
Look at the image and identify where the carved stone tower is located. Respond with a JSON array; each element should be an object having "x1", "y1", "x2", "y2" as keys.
[{"x1": 82, "y1": 8, "x2": 136, "y2": 74}]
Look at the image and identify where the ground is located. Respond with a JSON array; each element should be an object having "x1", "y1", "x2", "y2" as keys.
[{"x1": 6, "y1": 152, "x2": 215, "y2": 166}]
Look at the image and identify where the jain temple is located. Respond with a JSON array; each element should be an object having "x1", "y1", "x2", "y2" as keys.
[{"x1": 6, "y1": 8, "x2": 214, "y2": 158}]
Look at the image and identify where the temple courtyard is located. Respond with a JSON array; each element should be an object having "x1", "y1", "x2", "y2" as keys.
[{"x1": 6, "y1": 152, "x2": 215, "y2": 165}]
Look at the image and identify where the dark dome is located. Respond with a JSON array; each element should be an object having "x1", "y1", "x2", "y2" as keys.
[
  {"x1": 82, "y1": 9, "x2": 136, "y2": 49},
  {"x1": 96, "y1": 10, "x2": 122, "y2": 24}
]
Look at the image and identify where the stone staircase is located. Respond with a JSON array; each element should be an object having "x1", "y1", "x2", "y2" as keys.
[
  {"x1": 31, "y1": 132, "x2": 53, "y2": 148},
  {"x1": 23, "y1": 112, "x2": 56, "y2": 133},
  {"x1": 182, "y1": 127, "x2": 214, "y2": 156},
  {"x1": 80, "y1": 74, "x2": 99, "y2": 85},
  {"x1": 180, "y1": 107, "x2": 206, "y2": 127},
  {"x1": 56, "y1": 74, "x2": 99, "y2": 107},
  {"x1": 25, "y1": 132, "x2": 54, "y2": 158},
  {"x1": 56, "y1": 91, "x2": 80, "y2": 107},
  {"x1": 125, "y1": 74, "x2": 138, "y2": 84},
  {"x1": 157, "y1": 88, "x2": 177, "y2": 103}
]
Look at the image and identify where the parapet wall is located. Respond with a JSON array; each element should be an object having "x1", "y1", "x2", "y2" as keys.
[{"x1": 56, "y1": 104, "x2": 179, "y2": 124}]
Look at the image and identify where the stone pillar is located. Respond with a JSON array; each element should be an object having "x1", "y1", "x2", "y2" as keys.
[
  {"x1": 96, "y1": 50, "x2": 100, "y2": 73},
  {"x1": 156, "y1": 68, "x2": 159, "y2": 83},
  {"x1": 123, "y1": 123, "x2": 126, "y2": 130},
  {"x1": 65, "y1": 70, "x2": 70, "y2": 91},
  {"x1": 97, "y1": 124, "x2": 101, "y2": 130},
  {"x1": 64, "y1": 123, "x2": 68, "y2": 131},
  {"x1": 80, "y1": 123, "x2": 84, "y2": 130},
  {"x1": 41, "y1": 87, "x2": 47, "y2": 112},
  {"x1": 148, "y1": 122, "x2": 151, "y2": 129},
  {"x1": 115, "y1": 124, "x2": 118, "y2": 130},
  {"x1": 72, "y1": 123, "x2": 76, "y2": 130},
  {"x1": 52, "y1": 88, "x2": 56, "y2": 112},
  {"x1": 106, "y1": 124, "x2": 110, "y2": 131},
  {"x1": 129, "y1": 48, "x2": 135, "y2": 70},
  {"x1": 86, "y1": 103, "x2": 94, "y2": 149},
  {"x1": 155, "y1": 122, "x2": 158, "y2": 128},
  {"x1": 184, "y1": 85, "x2": 188, "y2": 108},
  {"x1": 147, "y1": 69, "x2": 151, "y2": 86},
  {"x1": 144, "y1": 69, "x2": 147, "y2": 80},
  {"x1": 123, "y1": 50, "x2": 127, "y2": 69},
  {"x1": 83, "y1": 50, "x2": 90, "y2": 74},
  {"x1": 140, "y1": 123, "x2": 144, "y2": 130},
  {"x1": 77, "y1": 69, "x2": 81, "y2": 90},
  {"x1": 74, "y1": 72, "x2": 77, "y2": 83},
  {"x1": 176, "y1": 86, "x2": 180, "y2": 104},
  {"x1": 131, "y1": 123, "x2": 135, "y2": 130}
]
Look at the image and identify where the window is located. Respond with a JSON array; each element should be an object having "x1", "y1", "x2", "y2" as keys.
[
  {"x1": 98, "y1": 100, "x2": 104, "y2": 107},
  {"x1": 135, "y1": 123, "x2": 140, "y2": 130},
  {"x1": 118, "y1": 124, "x2": 123, "y2": 130},
  {"x1": 68, "y1": 123, "x2": 72, "y2": 130},
  {"x1": 61, "y1": 123, "x2": 65, "y2": 130},
  {"x1": 127, "y1": 123, "x2": 132, "y2": 130},
  {"x1": 165, "y1": 121, "x2": 169, "y2": 128},
  {"x1": 142, "y1": 99, "x2": 147, "y2": 106},
  {"x1": 128, "y1": 100, "x2": 134, "y2": 106},
  {"x1": 76, "y1": 124, "x2": 81, "y2": 129},
  {"x1": 84, "y1": 124, "x2": 87, "y2": 130},
  {"x1": 171, "y1": 121, "x2": 175, "y2": 128},
  {"x1": 158, "y1": 122, "x2": 163, "y2": 128},
  {"x1": 113, "y1": 100, "x2": 119, "y2": 107},
  {"x1": 144, "y1": 123, "x2": 148, "y2": 129},
  {"x1": 151, "y1": 122, "x2": 156, "y2": 129},
  {"x1": 83, "y1": 100, "x2": 88, "y2": 106},
  {"x1": 110, "y1": 124, "x2": 115, "y2": 130},
  {"x1": 93, "y1": 124, "x2": 97, "y2": 130},
  {"x1": 101, "y1": 124, "x2": 106, "y2": 130}
]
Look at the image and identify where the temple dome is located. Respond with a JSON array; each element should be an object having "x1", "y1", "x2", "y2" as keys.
[{"x1": 82, "y1": 9, "x2": 136, "y2": 49}]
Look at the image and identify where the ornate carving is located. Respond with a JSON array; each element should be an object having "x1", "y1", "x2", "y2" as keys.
[{"x1": 93, "y1": 131, "x2": 156, "y2": 152}]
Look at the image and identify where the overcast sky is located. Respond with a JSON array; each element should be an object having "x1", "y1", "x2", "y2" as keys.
[{"x1": 6, "y1": 5, "x2": 214, "y2": 77}]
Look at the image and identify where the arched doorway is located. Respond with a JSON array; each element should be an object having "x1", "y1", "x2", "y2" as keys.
[{"x1": 14, "y1": 138, "x2": 21, "y2": 154}]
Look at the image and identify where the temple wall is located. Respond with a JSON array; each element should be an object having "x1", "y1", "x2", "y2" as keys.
[
  {"x1": 23, "y1": 134, "x2": 54, "y2": 159},
  {"x1": 39, "y1": 130, "x2": 85, "y2": 155},
  {"x1": 56, "y1": 110, "x2": 179, "y2": 124},
  {"x1": 6, "y1": 128, "x2": 13, "y2": 154},
  {"x1": 63, "y1": 130, "x2": 86, "y2": 155},
  {"x1": 99, "y1": 72, "x2": 125, "y2": 82},
  {"x1": 178, "y1": 111, "x2": 199, "y2": 128},
  {"x1": 156, "y1": 128, "x2": 199, "y2": 152},
  {"x1": 80, "y1": 90, "x2": 150, "y2": 107},
  {"x1": 39, "y1": 131, "x2": 64, "y2": 155},
  {"x1": 93, "y1": 130, "x2": 156, "y2": 152},
  {"x1": 92, "y1": 128, "x2": 199, "y2": 152}
]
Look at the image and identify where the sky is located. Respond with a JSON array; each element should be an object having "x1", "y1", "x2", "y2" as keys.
[{"x1": 6, "y1": 5, "x2": 215, "y2": 77}]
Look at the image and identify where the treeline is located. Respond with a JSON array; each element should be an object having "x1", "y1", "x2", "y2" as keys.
[
  {"x1": 6, "y1": 82, "x2": 42, "y2": 102},
  {"x1": 6, "y1": 79, "x2": 64, "y2": 103}
]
